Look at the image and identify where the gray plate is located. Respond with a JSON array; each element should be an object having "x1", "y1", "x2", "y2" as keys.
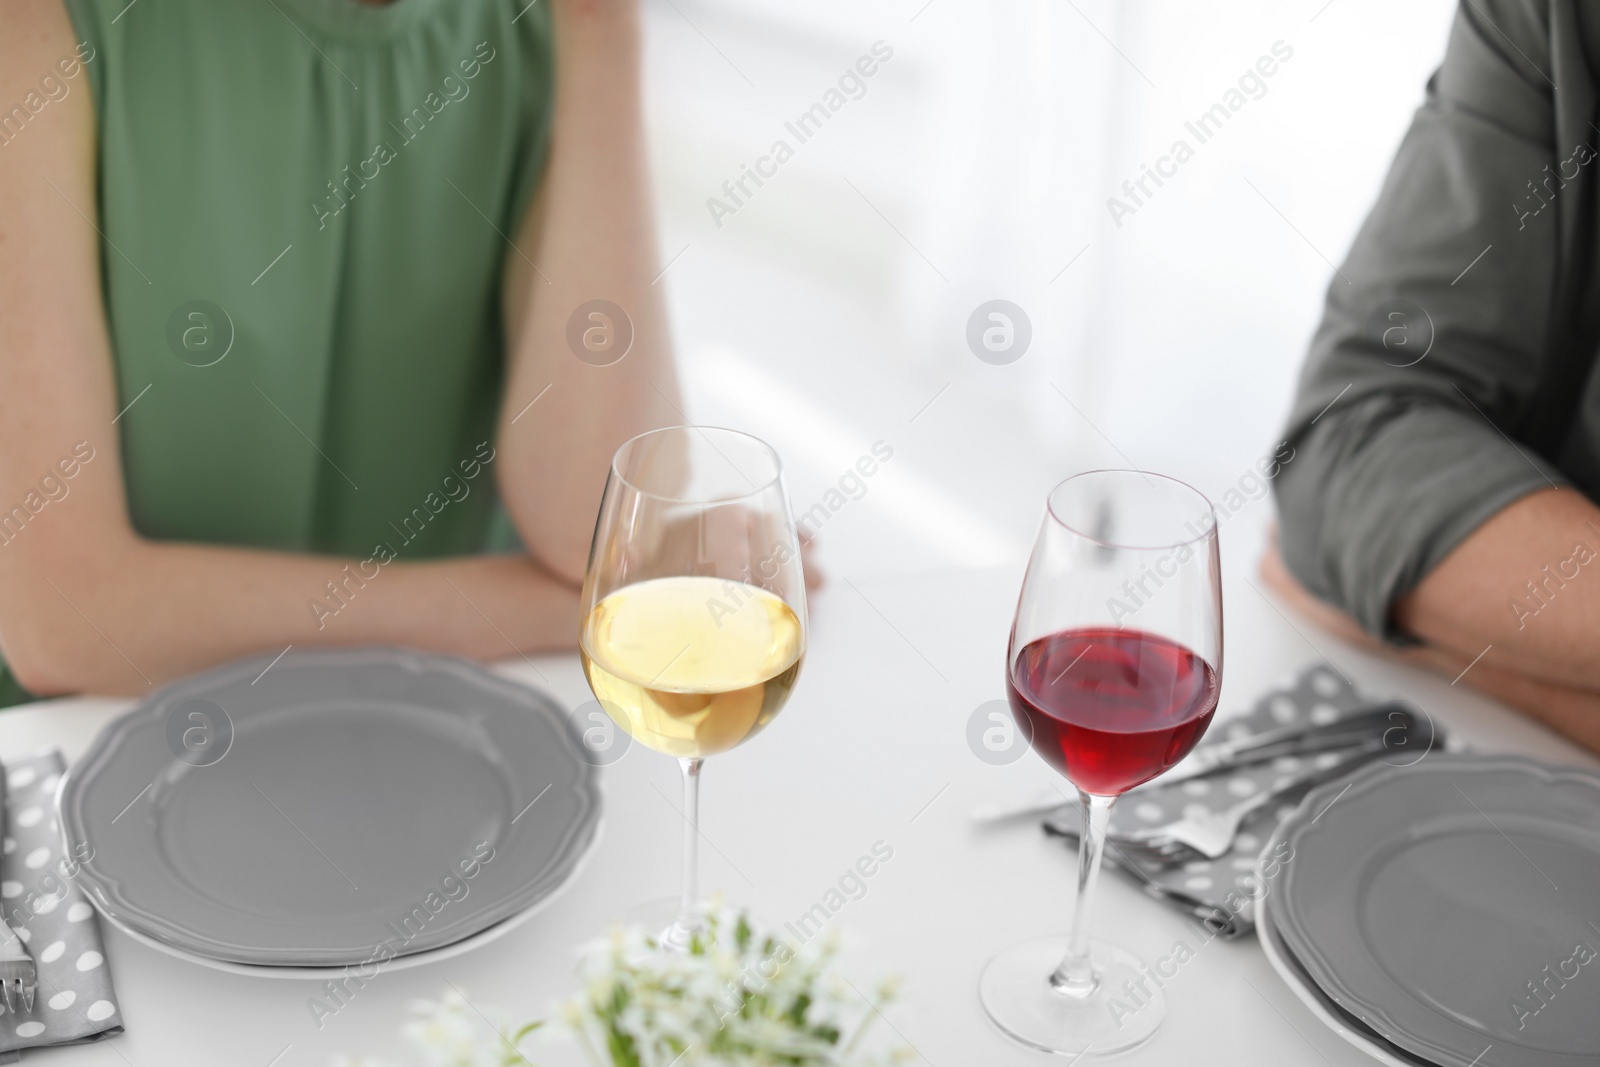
[
  {"x1": 58, "y1": 648, "x2": 601, "y2": 967},
  {"x1": 1273, "y1": 754, "x2": 1600, "y2": 1067},
  {"x1": 1258, "y1": 876, "x2": 1436, "y2": 1067}
]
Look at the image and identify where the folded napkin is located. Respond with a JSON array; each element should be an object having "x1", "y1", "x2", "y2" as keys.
[
  {"x1": 1, "y1": 750, "x2": 123, "y2": 1061},
  {"x1": 1043, "y1": 663, "x2": 1452, "y2": 939}
]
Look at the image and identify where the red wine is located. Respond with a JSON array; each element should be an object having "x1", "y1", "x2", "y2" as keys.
[{"x1": 1008, "y1": 627, "x2": 1218, "y2": 796}]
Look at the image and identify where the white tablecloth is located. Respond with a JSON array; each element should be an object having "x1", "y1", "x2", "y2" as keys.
[{"x1": 2, "y1": 566, "x2": 1592, "y2": 1065}]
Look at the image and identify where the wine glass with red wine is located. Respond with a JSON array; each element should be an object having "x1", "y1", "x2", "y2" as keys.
[{"x1": 981, "y1": 469, "x2": 1221, "y2": 1056}]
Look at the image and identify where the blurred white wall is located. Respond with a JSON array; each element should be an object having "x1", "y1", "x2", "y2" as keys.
[{"x1": 641, "y1": 0, "x2": 1458, "y2": 581}]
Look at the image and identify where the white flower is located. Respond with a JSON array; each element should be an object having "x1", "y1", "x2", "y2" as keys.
[
  {"x1": 560, "y1": 902, "x2": 905, "y2": 1067},
  {"x1": 336, "y1": 903, "x2": 900, "y2": 1067},
  {"x1": 331, "y1": 987, "x2": 534, "y2": 1067}
]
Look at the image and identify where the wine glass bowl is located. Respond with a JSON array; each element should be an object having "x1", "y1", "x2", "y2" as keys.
[
  {"x1": 1007, "y1": 626, "x2": 1217, "y2": 796},
  {"x1": 983, "y1": 469, "x2": 1221, "y2": 1056},
  {"x1": 580, "y1": 575, "x2": 803, "y2": 758},
  {"x1": 579, "y1": 426, "x2": 807, "y2": 950}
]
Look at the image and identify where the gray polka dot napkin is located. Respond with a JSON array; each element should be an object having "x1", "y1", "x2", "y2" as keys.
[
  {"x1": 1, "y1": 750, "x2": 123, "y2": 1061},
  {"x1": 1043, "y1": 664, "x2": 1453, "y2": 939}
]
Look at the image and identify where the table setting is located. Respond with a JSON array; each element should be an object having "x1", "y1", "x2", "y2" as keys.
[
  {"x1": 1023, "y1": 666, "x2": 1450, "y2": 939},
  {"x1": 0, "y1": 749, "x2": 122, "y2": 1061},
  {"x1": 1, "y1": 430, "x2": 1598, "y2": 1065}
]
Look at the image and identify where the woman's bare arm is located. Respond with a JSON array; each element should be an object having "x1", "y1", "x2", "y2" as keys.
[
  {"x1": 494, "y1": 0, "x2": 682, "y2": 586},
  {"x1": 0, "y1": 2, "x2": 580, "y2": 698}
]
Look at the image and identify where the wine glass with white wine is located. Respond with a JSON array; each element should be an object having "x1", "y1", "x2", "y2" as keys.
[{"x1": 579, "y1": 426, "x2": 807, "y2": 950}]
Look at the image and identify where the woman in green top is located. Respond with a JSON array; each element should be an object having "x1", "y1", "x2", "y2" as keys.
[{"x1": 0, "y1": 0, "x2": 679, "y2": 701}]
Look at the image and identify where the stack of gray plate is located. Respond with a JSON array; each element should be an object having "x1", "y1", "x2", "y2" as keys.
[
  {"x1": 57, "y1": 648, "x2": 602, "y2": 977},
  {"x1": 1260, "y1": 754, "x2": 1600, "y2": 1066}
]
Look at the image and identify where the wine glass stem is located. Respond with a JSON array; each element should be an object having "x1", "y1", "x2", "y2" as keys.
[
  {"x1": 676, "y1": 756, "x2": 703, "y2": 934},
  {"x1": 1050, "y1": 790, "x2": 1116, "y2": 998}
]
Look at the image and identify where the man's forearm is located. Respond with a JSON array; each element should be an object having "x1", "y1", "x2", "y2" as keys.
[
  {"x1": 1398, "y1": 639, "x2": 1600, "y2": 755},
  {"x1": 1394, "y1": 487, "x2": 1600, "y2": 692}
]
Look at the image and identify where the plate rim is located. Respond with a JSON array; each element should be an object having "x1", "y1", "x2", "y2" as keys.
[
  {"x1": 1272, "y1": 753, "x2": 1600, "y2": 1067},
  {"x1": 1256, "y1": 873, "x2": 1430, "y2": 1067},
  {"x1": 92, "y1": 809, "x2": 606, "y2": 979},
  {"x1": 57, "y1": 645, "x2": 602, "y2": 967}
]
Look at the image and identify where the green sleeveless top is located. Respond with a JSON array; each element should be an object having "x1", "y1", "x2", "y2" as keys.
[
  {"x1": 0, "y1": 0, "x2": 554, "y2": 705},
  {"x1": 66, "y1": 0, "x2": 552, "y2": 554}
]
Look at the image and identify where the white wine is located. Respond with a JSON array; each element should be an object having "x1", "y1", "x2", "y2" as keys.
[{"x1": 580, "y1": 576, "x2": 805, "y2": 759}]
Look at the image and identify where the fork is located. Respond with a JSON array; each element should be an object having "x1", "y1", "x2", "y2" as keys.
[
  {"x1": 1048, "y1": 745, "x2": 1381, "y2": 867},
  {"x1": 0, "y1": 914, "x2": 37, "y2": 1016},
  {"x1": 1115, "y1": 743, "x2": 1389, "y2": 860}
]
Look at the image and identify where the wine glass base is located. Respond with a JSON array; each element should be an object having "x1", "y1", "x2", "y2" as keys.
[
  {"x1": 622, "y1": 897, "x2": 703, "y2": 951},
  {"x1": 980, "y1": 937, "x2": 1164, "y2": 1057}
]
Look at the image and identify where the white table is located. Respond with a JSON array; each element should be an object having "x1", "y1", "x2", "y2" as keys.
[{"x1": 3, "y1": 565, "x2": 1592, "y2": 1065}]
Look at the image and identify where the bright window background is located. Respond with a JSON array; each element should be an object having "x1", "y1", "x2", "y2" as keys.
[{"x1": 640, "y1": 0, "x2": 1458, "y2": 582}]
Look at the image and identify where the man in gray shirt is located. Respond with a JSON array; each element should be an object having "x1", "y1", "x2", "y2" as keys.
[{"x1": 1271, "y1": 0, "x2": 1600, "y2": 752}]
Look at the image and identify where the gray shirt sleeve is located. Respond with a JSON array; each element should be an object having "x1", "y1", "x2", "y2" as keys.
[{"x1": 1274, "y1": 0, "x2": 1577, "y2": 643}]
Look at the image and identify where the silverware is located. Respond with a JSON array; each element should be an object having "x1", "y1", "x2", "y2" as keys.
[
  {"x1": 970, "y1": 702, "x2": 1421, "y2": 824},
  {"x1": 1152, "y1": 703, "x2": 1418, "y2": 786},
  {"x1": 0, "y1": 915, "x2": 37, "y2": 1016},
  {"x1": 1114, "y1": 745, "x2": 1385, "y2": 860}
]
